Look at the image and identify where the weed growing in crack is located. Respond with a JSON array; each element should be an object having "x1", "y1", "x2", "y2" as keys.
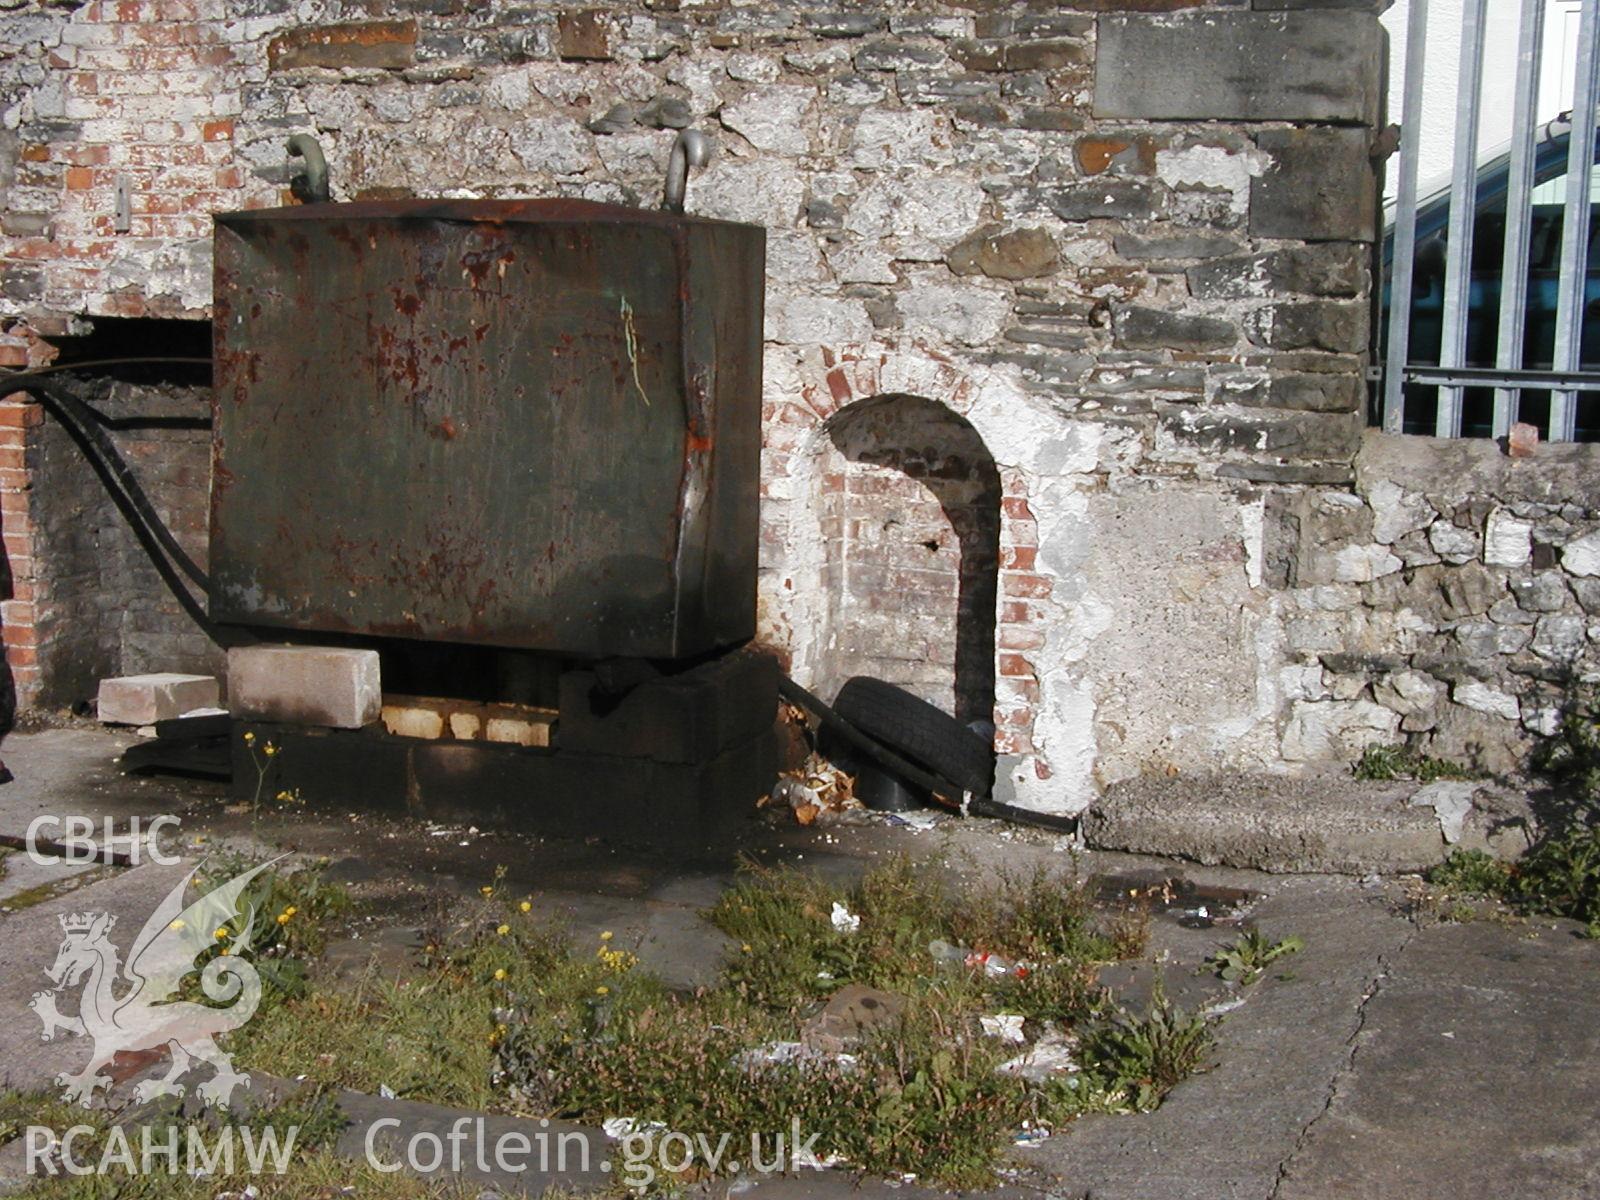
[
  {"x1": 1353, "y1": 744, "x2": 1480, "y2": 783},
  {"x1": 1207, "y1": 929, "x2": 1304, "y2": 985},
  {"x1": 1074, "y1": 985, "x2": 1215, "y2": 1113}
]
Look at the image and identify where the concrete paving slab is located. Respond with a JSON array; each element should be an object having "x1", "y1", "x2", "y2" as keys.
[
  {"x1": 1275, "y1": 919, "x2": 1600, "y2": 1200},
  {"x1": 0, "y1": 858, "x2": 195, "y2": 1095},
  {"x1": 1022, "y1": 881, "x2": 1416, "y2": 1200}
]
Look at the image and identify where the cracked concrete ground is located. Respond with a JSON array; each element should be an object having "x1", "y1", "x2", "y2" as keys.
[{"x1": 0, "y1": 725, "x2": 1595, "y2": 1199}]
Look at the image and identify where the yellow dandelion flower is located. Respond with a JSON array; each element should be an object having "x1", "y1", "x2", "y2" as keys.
[
  {"x1": 263, "y1": 743, "x2": 279, "y2": 757},
  {"x1": 741, "y1": 943, "x2": 752, "y2": 954},
  {"x1": 214, "y1": 927, "x2": 229, "y2": 940},
  {"x1": 519, "y1": 901, "x2": 532, "y2": 913},
  {"x1": 243, "y1": 731, "x2": 255, "y2": 745},
  {"x1": 595, "y1": 985, "x2": 609, "y2": 995},
  {"x1": 285, "y1": 906, "x2": 297, "y2": 917},
  {"x1": 493, "y1": 968, "x2": 507, "y2": 981},
  {"x1": 480, "y1": 886, "x2": 495, "y2": 898},
  {"x1": 276, "y1": 913, "x2": 289, "y2": 926},
  {"x1": 599, "y1": 931, "x2": 613, "y2": 942},
  {"x1": 497, "y1": 924, "x2": 510, "y2": 936}
]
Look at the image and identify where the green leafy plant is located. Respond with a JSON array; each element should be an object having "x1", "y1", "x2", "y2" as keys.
[
  {"x1": 1207, "y1": 928, "x2": 1304, "y2": 985},
  {"x1": 1353, "y1": 744, "x2": 1479, "y2": 783},
  {"x1": 1075, "y1": 987, "x2": 1214, "y2": 1112}
]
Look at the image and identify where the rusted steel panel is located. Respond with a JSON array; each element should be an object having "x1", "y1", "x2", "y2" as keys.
[{"x1": 209, "y1": 199, "x2": 765, "y2": 659}]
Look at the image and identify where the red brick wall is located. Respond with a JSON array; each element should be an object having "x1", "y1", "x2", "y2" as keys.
[{"x1": 0, "y1": 395, "x2": 43, "y2": 714}]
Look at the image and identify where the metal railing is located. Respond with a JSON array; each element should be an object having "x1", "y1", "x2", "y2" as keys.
[{"x1": 1382, "y1": 0, "x2": 1600, "y2": 440}]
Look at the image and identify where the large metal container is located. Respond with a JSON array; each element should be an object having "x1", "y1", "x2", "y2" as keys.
[{"x1": 209, "y1": 199, "x2": 765, "y2": 660}]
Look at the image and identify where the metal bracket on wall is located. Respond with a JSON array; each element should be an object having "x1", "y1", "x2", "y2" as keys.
[{"x1": 113, "y1": 176, "x2": 131, "y2": 234}]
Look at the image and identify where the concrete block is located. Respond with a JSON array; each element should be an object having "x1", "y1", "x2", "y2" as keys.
[
  {"x1": 559, "y1": 647, "x2": 779, "y2": 764},
  {"x1": 1094, "y1": 12, "x2": 1382, "y2": 125},
  {"x1": 97, "y1": 673, "x2": 220, "y2": 726},
  {"x1": 228, "y1": 646, "x2": 380, "y2": 729},
  {"x1": 379, "y1": 695, "x2": 554, "y2": 747}
]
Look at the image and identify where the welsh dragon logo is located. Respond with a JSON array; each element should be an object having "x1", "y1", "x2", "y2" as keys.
[{"x1": 28, "y1": 858, "x2": 282, "y2": 1108}]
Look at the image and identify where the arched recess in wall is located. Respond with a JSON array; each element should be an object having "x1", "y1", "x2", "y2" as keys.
[{"x1": 806, "y1": 393, "x2": 1001, "y2": 728}]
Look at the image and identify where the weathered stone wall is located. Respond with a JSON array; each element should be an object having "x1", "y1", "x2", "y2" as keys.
[
  {"x1": 1271, "y1": 432, "x2": 1600, "y2": 777},
  {"x1": 0, "y1": 0, "x2": 1496, "y2": 815}
]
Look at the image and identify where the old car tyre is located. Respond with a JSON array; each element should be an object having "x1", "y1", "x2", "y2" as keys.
[{"x1": 831, "y1": 676, "x2": 995, "y2": 795}]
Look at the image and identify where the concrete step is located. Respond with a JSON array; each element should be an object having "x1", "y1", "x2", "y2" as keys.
[{"x1": 1080, "y1": 771, "x2": 1536, "y2": 874}]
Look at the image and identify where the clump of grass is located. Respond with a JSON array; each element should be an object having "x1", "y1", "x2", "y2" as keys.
[
  {"x1": 1073, "y1": 988, "x2": 1215, "y2": 1113},
  {"x1": 185, "y1": 853, "x2": 351, "y2": 1007},
  {"x1": 1353, "y1": 744, "x2": 1480, "y2": 783},
  {"x1": 708, "y1": 854, "x2": 1130, "y2": 1021},
  {"x1": 1427, "y1": 839, "x2": 1600, "y2": 935},
  {"x1": 1207, "y1": 929, "x2": 1304, "y2": 985},
  {"x1": 225, "y1": 856, "x2": 1195, "y2": 1189}
]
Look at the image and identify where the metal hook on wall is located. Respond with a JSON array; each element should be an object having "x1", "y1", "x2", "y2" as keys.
[
  {"x1": 662, "y1": 129, "x2": 709, "y2": 215},
  {"x1": 286, "y1": 134, "x2": 331, "y2": 204}
]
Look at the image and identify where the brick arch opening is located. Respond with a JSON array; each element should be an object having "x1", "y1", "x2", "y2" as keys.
[{"x1": 808, "y1": 394, "x2": 1001, "y2": 727}]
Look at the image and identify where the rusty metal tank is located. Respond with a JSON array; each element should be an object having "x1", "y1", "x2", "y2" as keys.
[{"x1": 208, "y1": 198, "x2": 766, "y2": 660}]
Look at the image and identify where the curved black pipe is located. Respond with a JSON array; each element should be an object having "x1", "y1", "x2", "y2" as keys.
[
  {"x1": 0, "y1": 377, "x2": 218, "y2": 640},
  {"x1": 776, "y1": 675, "x2": 1079, "y2": 834},
  {"x1": 24, "y1": 380, "x2": 210, "y2": 591}
]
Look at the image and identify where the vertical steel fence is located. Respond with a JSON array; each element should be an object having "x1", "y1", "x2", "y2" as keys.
[{"x1": 1381, "y1": 0, "x2": 1600, "y2": 439}]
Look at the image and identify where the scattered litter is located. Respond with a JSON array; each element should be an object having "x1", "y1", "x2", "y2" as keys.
[
  {"x1": 1011, "y1": 1122, "x2": 1051, "y2": 1146},
  {"x1": 734, "y1": 1041, "x2": 858, "y2": 1072},
  {"x1": 791, "y1": 1144, "x2": 845, "y2": 1170},
  {"x1": 928, "y1": 938, "x2": 967, "y2": 964},
  {"x1": 1203, "y1": 995, "x2": 1247, "y2": 1018},
  {"x1": 1441, "y1": 1031, "x2": 1455, "y2": 1039},
  {"x1": 998, "y1": 1029, "x2": 1079, "y2": 1082},
  {"x1": 830, "y1": 902, "x2": 860, "y2": 934},
  {"x1": 764, "y1": 753, "x2": 864, "y2": 827},
  {"x1": 602, "y1": 1117, "x2": 668, "y2": 1140},
  {"x1": 378, "y1": 1084, "x2": 397, "y2": 1099},
  {"x1": 979, "y1": 1014, "x2": 1027, "y2": 1043},
  {"x1": 965, "y1": 950, "x2": 1031, "y2": 978},
  {"x1": 885, "y1": 810, "x2": 939, "y2": 832}
]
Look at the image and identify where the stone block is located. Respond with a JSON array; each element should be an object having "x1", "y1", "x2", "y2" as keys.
[
  {"x1": 1221, "y1": 372, "x2": 1363, "y2": 414},
  {"x1": 1166, "y1": 407, "x2": 1363, "y2": 461},
  {"x1": 1187, "y1": 245, "x2": 1366, "y2": 300},
  {"x1": 946, "y1": 225, "x2": 1058, "y2": 279},
  {"x1": 97, "y1": 673, "x2": 220, "y2": 726},
  {"x1": 557, "y1": 10, "x2": 611, "y2": 60},
  {"x1": 1116, "y1": 306, "x2": 1235, "y2": 351},
  {"x1": 1246, "y1": 301, "x2": 1369, "y2": 354},
  {"x1": 380, "y1": 695, "x2": 555, "y2": 747},
  {"x1": 1047, "y1": 179, "x2": 1165, "y2": 222},
  {"x1": 1510, "y1": 572, "x2": 1570, "y2": 613},
  {"x1": 1483, "y1": 507, "x2": 1533, "y2": 567},
  {"x1": 1366, "y1": 479, "x2": 1435, "y2": 544},
  {"x1": 1560, "y1": 529, "x2": 1600, "y2": 576},
  {"x1": 1094, "y1": 12, "x2": 1382, "y2": 124},
  {"x1": 1251, "y1": 128, "x2": 1378, "y2": 242},
  {"x1": 1453, "y1": 681, "x2": 1520, "y2": 722},
  {"x1": 267, "y1": 20, "x2": 418, "y2": 71},
  {"x1": 228, "y1": 646, "x2": 381, "y2": 729},
  {"x1": 1115, "y1": 232, "x2": 1240, "y2": 261}
]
